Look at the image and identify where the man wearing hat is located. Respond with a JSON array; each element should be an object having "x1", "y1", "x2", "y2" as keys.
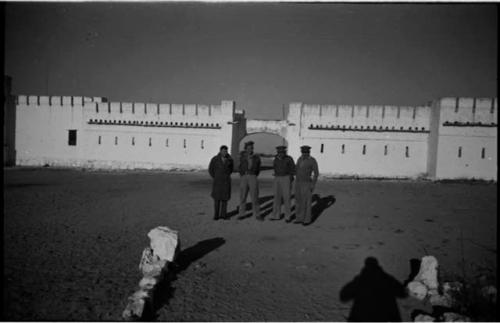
[
  {"x1": 269, "y1": 145, "x2": 296, "y2": 221},
  {"x1": 293, "y1": 145, "x2": 319, "y2": 225},
  {"x1": 237, "y1": 141, "x2": 262, "y2": 220},
  {"x1": 208, "y1": 145, "x2": 234, "y2": 220}
]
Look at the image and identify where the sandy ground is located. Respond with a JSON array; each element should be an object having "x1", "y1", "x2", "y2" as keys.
[{"x1": 3, "y1": 167, "x2": 497, "y2": 321}]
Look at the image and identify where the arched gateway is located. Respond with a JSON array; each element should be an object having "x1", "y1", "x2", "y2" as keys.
[{"x1": 232, "y1": 118, "x2": 293, "y2": 167}]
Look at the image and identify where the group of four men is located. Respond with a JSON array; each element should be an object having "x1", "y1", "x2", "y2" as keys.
[{"x1": 208, "y1": 141, "x2": 319, "y2": 226}]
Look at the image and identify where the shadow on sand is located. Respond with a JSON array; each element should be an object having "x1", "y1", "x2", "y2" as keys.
[
  {"x1": 340, "y1": 257, "x2": 407, "y2": 322},
  {"x1": 225, "y1": 195, "x2": 274, "y2": 219},
  {"x1": 142, "y1": 237, "x2": 225, "y2": 321},
  {"x1": 403, "y1": 258, "x2": 422, "y2": 286},
  {"x1": 226, "y1": 193, "x2": 336, "y2": 222},
  {"x1": 310, "y1": 194, "x2": 336, "y2": 223},
  {"x1": 286, "y1": 194, "x2": 336, "y2": 224}
]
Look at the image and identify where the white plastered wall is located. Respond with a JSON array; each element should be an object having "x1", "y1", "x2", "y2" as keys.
[{"x1": 15, "y1": 95, "x2": 235, "y2": 170}]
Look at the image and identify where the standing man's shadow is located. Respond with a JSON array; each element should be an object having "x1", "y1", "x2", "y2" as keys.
[
  {"x1": 340, "y1": 257, "x2": 407, "y2": 322},
  {"x1": 225, "y1": 195, "x2": 274, "y2": 219},
  {"x1": 226, "y1": 193, "x2": 335, "y2": 222},
  {"x1": 289, "y1": 194, "x2": 336, "y2": 223},
  {"x1": 310, "y1": 194, "x2": 336, "y2": 223}
]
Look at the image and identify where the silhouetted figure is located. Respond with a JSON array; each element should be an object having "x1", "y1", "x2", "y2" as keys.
[{"x1": 340, "y1": 257, "x2": 407, "y2": 322}]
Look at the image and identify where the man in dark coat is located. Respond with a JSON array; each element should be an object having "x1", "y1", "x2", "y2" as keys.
[
  {"x1": 237, "y1": 141, "x2": 262, "y2": 220},
  {"x1": 208, "y1": 145, "x2": 234, "y2": 220}
]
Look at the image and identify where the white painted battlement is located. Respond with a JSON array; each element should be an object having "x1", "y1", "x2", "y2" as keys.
[
  {"x1": 82, "y1": 100, "x2": 235, "y2": 124},
  {"x1": 16, "y1": 94, "x2": 236, "y2": 124},
  {"x1": 438, "y1": 97, "x2": 498, "y2": 125},
  {"x1": 439, "y1": 97, "x2": 497, "y2": 109},
  {"x1": 290, "y1": 102, "x2": 431, "y2": 129},
  {"x1": 16, "y1": 95, "x2": 107, "y2": 106}
]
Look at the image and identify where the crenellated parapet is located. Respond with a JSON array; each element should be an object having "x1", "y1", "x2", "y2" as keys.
[
  {"x1": 82, "y1": 101, "x2": 231, "y2": 116},
  {"x1": 437, "y1": 97, "x2": 497, "y2": 127},
  {"x1": 15, "y1": 95, "x2": 236, "y2": 129},
  {"x1": 16, "y1": 95, "x2": 106, "y2": 106},
  {"x1": 289, "y1": 103, "x2": 432, "y2": 134}
]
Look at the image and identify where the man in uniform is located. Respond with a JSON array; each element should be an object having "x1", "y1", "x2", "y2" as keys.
[
  {"x1": 237, "y1": 141, "x2": 262, "y2": 220},
  {"x1": 293, "y1": 145, "x2": 319, "y2": 226},
  {"x1": 269, "y1": 145, "x2": 295, "y2": 221},
  {"x1": 208, "y1": 145, "x2": 234, "y2": 220}
]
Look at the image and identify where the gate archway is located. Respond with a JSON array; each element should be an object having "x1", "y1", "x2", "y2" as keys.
[
  {"x1": 233, "y1": 119, "x2": 290, "y2": 170},
  {"x1": 237, "y1": 132, "x2": 288, "y2": 170}
]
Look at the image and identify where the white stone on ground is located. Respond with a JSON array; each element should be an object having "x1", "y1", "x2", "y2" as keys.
[
  {"x1": 408, "y1": 281, "x2": 428, "y2": 300},
  {"x1": 147, "y1": 226, "x2": 179, "y2": 262},
  {"x1": 123, "y1": 226, "x2": 180, "y2": 321},
  {"x1": 122, "y1": 291, "x2": 150, "y2": 321},
  {"x1": 414, "y1": 255, "x2": 439, "y2": 290},
  {"x1": 139, "y1": 247, "x2": 167, "y2": 277},
  {"x1": 139, "y1": 276, "x2": 158, "y2": 290}
]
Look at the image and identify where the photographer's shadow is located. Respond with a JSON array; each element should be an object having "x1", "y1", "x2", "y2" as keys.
[{"x1": 340, "y1": 257, "x2": 407, "y2": 322}]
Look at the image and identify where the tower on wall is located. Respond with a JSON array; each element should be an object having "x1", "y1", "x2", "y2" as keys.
[{"x1": 428, "y1": 97, "x2": 497, "y2": 180}]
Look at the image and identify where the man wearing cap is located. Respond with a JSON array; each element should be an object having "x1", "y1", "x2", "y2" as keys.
[
  {"x1": 293, "y1": 145, "x2": 319, "y2": 225},
  {"x1": 237, "y1": 141, "x2": 262, "y2": 220},
  {"x1": 208, "y1": 145, "x2": 234, "y2": 220},
  {"x1": 269, "y1": 145, "x2": 296, "y2": 221}
]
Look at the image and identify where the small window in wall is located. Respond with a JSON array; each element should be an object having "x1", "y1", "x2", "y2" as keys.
[
  {"x1": 481, "y1": 148, "x2": 485, "y2": 159},
  {"x1": 115, "y1": 136, "x2": 118, "y2": 145},
  {"x1": 384, "y1": 145, "x2": 388, "y2": 156},
  {"x1": 98, "y1": 135, "x2": 102, "y2": 145},
  {"x1": 458, "y1": 146, "x2": 462, "y2": 158},
  {"x1": 183, "y1": 139, "x2": 187, "y2": 148},
  {"x1": 341, "y1": 144, "x2": 345, "y2": 154},
  {"x1": 132, "y1": 137, "x2": 135, "y2": 146},
  {"x1": 362, "y1": 145, "x2": 366, "y2": 155},
  {"x1": 320, "y1": 143, "x2": 324, "y2": 153},
  {"x1": 166, "y1": 139, "x2": 169, "y2": 147},
  {"x1": 201, "y1": 140, "x2": 204, "y2": 149},
  {"x1": 405, "y1": 146, "x2": 410, "y2": 158},
  {"x1": 68, "y1": 130, "x2": 77, "y2": 146},
  {"x1": 149, "y1": 137, "x2": 152, "y2": 147}
]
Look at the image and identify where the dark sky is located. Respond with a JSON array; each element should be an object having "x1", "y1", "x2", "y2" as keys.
[{"x1": 5, "y1": 3, "x2": 498, "y2": 119}]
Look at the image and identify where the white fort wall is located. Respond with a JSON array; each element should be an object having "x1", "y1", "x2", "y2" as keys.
[
  {"x1": 286, "y1": 98, "x2": 497, "y2": 180},
  {"x1": 12, "y1": 92, "x2": 497, "y2": 180},
  {"x1": 15, "y1": 95, "x2": 236, "y2": 169},
  {"x1": 286, "y1": 103, "x2": 432, "y2": 178},
  {"x1": 431, "y1": 97, "x2": 497, "y2": 180}
]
